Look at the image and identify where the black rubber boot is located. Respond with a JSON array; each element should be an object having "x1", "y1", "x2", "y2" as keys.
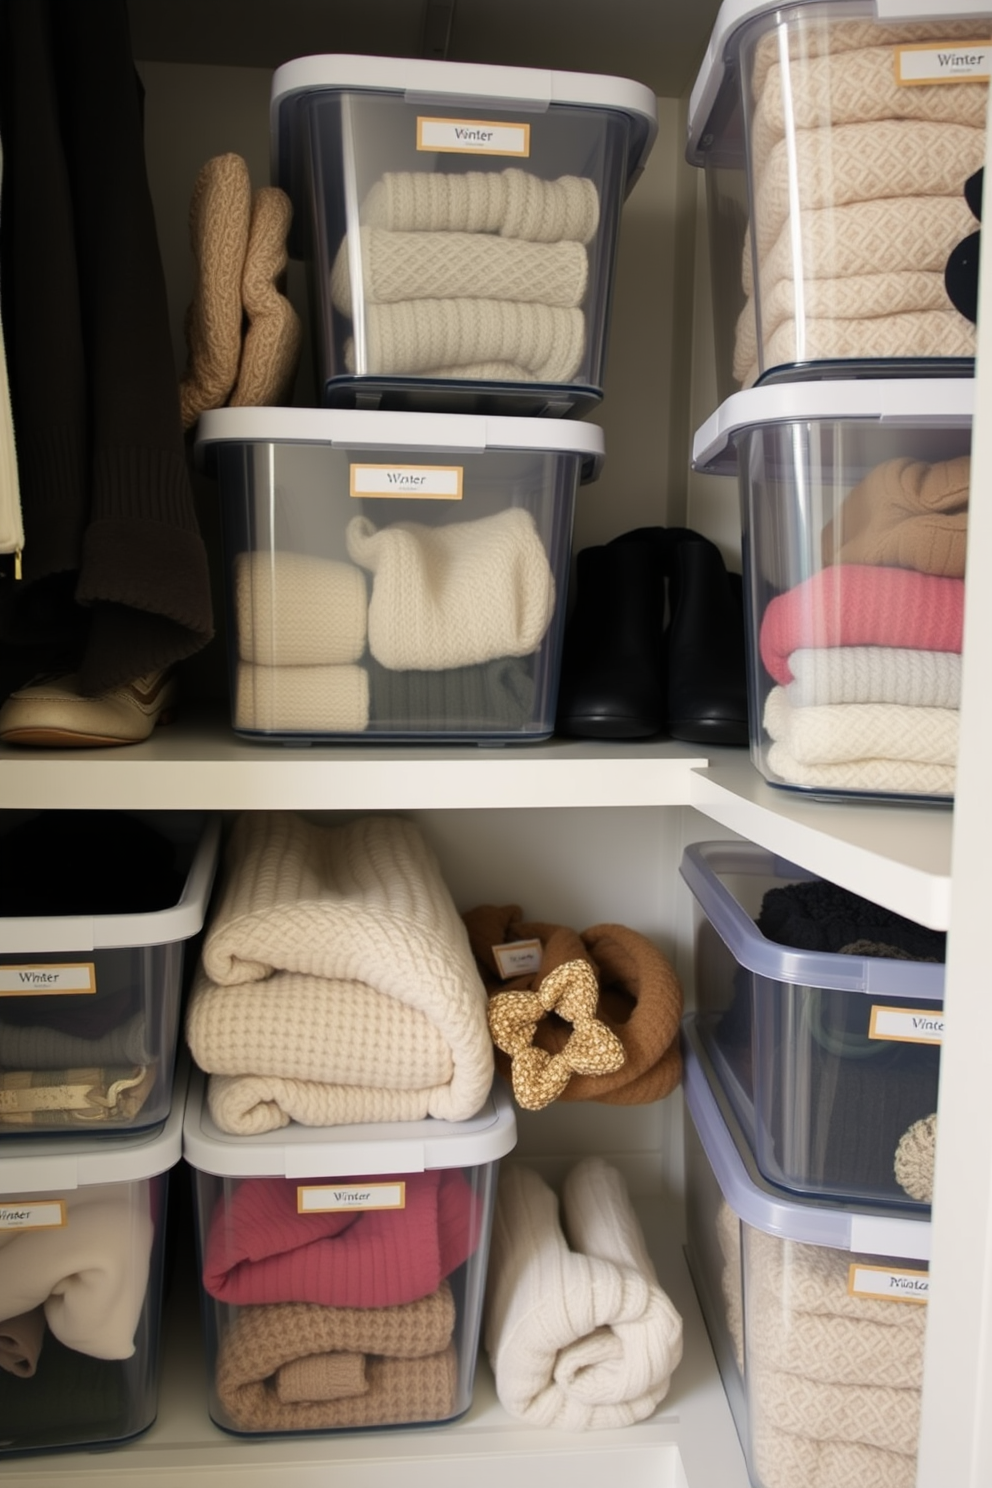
[
  {"x1": 555, "y1": 527, "x2": 668, "y2": 739},
  {"x1": 663, "y1": 528, "x2": 749, "y2": 745}
]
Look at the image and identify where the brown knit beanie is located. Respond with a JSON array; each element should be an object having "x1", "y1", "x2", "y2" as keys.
[{"x1": 463, "y1": 904, "x2": 683, "y2": 1109}]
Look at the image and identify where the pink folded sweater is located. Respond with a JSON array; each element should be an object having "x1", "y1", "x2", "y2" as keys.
[
  {"x1": 759, "y1": 566, "x2": 965, "y2": 685},
  {"x1": 202, "y1": 1168, "x2": 482, "y2": 1309}
]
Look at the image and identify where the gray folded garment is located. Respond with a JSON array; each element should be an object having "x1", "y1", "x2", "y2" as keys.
[
  {"x1": 368, "y1": 655, "x2": 535, "y2": 732},
  {"x1": 0, "y1": 1009, "x2": 152, "y2": 1070}
]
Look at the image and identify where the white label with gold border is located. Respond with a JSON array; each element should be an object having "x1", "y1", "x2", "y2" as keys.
[
  {"x1": 492, "y1": 939, "x2": 543, "y2": 978},
  {"x1": 350, "y1": 464, "x2": 464, "y2": 500},
  {"x1": 0, "y1": 963, "x2": 96, "y2": 996},
  {"x1": 297, "y1": 1182, "x2": 407, "y2": 1214},
  {"x1": 848, "y1": 1263, "x2": 929, "y2": 1304},
  {"x1": 896, "y1": 42, "x2": 991, "y2": 85},
  {"x1": 417, "y1": 116, "x2": 531, "y2": 156},
  {"x1": 869, "y1": 1005, "x2": 944, "y2": 1045},
  {"x1": 0, "y1": 1199, "x2": 68, "y2": 1231}
]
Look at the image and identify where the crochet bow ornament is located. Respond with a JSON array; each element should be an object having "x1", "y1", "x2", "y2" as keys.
[{"x1": 486, "y1": 959, "x2": 626, "y2": 1110}]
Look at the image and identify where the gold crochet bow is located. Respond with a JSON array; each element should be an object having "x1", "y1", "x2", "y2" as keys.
[{"x1": 486, "y1": 959, "x2": 626, "y2": 1111}]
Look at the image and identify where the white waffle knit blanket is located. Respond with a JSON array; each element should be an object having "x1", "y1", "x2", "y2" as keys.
[
  {"x1": 485, "y1": 1160, "x2": 683, "y2": 1429},
  {"x1": 346, "y1": 507, "x2": 555, "y2": 671},
  {"x1": 186, "y1": 812, "x2": 493, "y2": 1132}
]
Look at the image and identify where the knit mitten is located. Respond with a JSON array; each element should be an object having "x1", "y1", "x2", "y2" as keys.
[
  {"x1": 230, "y1": 186, "x2": 302, "y2": 409},
  {"x1": 179, "y1": 153, "x2": 252, "y2": 430}
]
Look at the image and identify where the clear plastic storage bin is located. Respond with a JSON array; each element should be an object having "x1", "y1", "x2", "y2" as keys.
[
  {"x1": 196, "y1": 406, "x2": 603, "y2": 743},
  {"x1": 0, "y1": 812, "x2": 220, "y2": 1135},
  {"x1": 680, "y1": 841, "x2": 943, "y2": 1208},
  {"x1": 686, "y1": 0, "x2": 991, "y2": 397},
  {"x1": 271, "y1": 53, "x2": 658, "y2": 415},
  {"x1": 683, "y1": 1026, "x2": 931, "y2": 1488},
  {"x1": 183, "y1": 1064, "x2": 516, "y2": 1437},
  {"x1": 693, "y1": 378, "x2": 973, "y2": 801},
  {"x1": 0, "y1": 1061, "x2": 185, "y2": 1456}
]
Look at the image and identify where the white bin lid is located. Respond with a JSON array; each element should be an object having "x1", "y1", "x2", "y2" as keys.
[
  {"x1": 272, "y1": 53, "x2": 658, "y2": 190},
  {"x1": 0, "y1": 812, "x2": 221, "y2": 954},
  {"x1": 687, "y1": 0, "x2": 992, "y2": 163},
  {"x1": 183, "y1": 1062, "x2": 518, "y2": 1179},
  {"x1": 0, "y1": 1057, "x2": 187, "y2": 1194},
  {"x1": 684, "y1": 1024, "x2": 931, "y2": 1259},
  {"x1": 693, "y1": 378, "x2": 975, "y2": 476},
  {"x1": 194, "y1": 405, "x2": 605, "y2": 483}
]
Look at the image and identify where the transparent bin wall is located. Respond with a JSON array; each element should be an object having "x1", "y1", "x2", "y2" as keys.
[
  {"x1": 684, "y1": 1112, "x2": 928, "y2": 1488},
  {"x1": 738, "y1": 415, "x2": 972, "y2": 801},
  {"x1": 0, "y1": 812, "x2": 207, "y2": 1135},
  {"x1": 703, "y1": 1, "x2": 988, "y2": 390},
  {"x1": 217, "y1": 440, "x2": 578, "y2": 743},
  {"x1": 0, "y1": 1171, "x2": 170, "y2": 1456},
  {"x1": 740, "y1": 1223, "x2": 927, "y2": 1488},
  {"x1": 190, "y1": 1160, "x2": 500, "y2": 1436},
  {"x1": 688, "y1": 845, "x2": 943, "y2": 1206},
  {"x1": 300, "y1": 91, "x2": 630, "y2": 415}
]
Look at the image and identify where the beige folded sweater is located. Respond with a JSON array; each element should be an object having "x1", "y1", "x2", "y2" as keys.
[
  {"x1": 821, "y1": 454, "x2": 969, "y2": 578},
  {"x1": 234, "y1": 662, "x2": 369, "y2": 734},
  {"x1": 331, "y1": 228, "x2": 589, "y2": 311},
  {"x1": 234, "y1": 550, "x2": 368, "y2": 666},
  {"x1": 362, "y1": 169, "x2": 600, "y2": 244},
  {"x1": 186, "y1": 812, "x2": 493, "y2": 1132},
  {"x1": 763, "y1": 689, "x2": 960, "y2": 767}
]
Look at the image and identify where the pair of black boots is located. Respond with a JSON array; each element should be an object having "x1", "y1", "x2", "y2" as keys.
[{"x1": 555, "y1": 526, "x2": 749, "y2": 744}]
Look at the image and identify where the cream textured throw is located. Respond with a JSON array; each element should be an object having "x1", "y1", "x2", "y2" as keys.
[
  {"x1": 363, "y1": 170, "x2": 600, "y2": 244},
  {"x1": 485, "y1": 1160, "x2": 683, "y2": 1429},
  {"x1": 234, "y1": 551, "x2": 368, "y2": 666},
  {"x1": 0, "y1": 1182, "x2": 152, "y2": 1360},
  {"x1": 785, "y1": 648, "x2": 962, "y2": 709},
  {"x1": 331, "y1": 228, "x2": 589, "y2": 311},
  {"x1": 343, "y1": 298, "x2": 586, "y2": 382},
  {"x1": 764, "y1": 688, "x2": 960, "y2": 766},
  {"x1": 766, "y1": 743, "x2": 955, "y2": 797},
  {"x1": 716, "y1": 1204, "x2": 923, "y2": 1488},
  {"x1": 186, "y1": 812, "x2": 493, "y2": 1131},
  {"x1": 234, "y1": 662, "x2": 369, "y2": 733},
  {"x1": 346, "y1": 507, "x2": 555, "y2": 671}
]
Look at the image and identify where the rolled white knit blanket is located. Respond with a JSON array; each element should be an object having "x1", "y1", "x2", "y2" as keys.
[
  {"x1": 346, "y1": 507, "x2": 555, "y2": 671},
  {"x1": 234, "y1": 661, "x2": 369, "y2": 733},
  {"x1": 234, "y1": 551, "x2": 368, "y2": 666},
  {"x1": 485, "y1": 1159, "x2": 683, "y2": 1429},
  {"x1": 362, "y1": 169, "x2": 600, "y2": 244},
  {"x1": 0, "y1": 1182, "x2": 153, "y2": 1360},
  {"x1": 344, "y1": 298, "x2": 586, "y2": 382},
  {"x1": 186, "y1": 812, "x2": 493, "y2": 1132},
  {"x1": 330, "y1": 228, "x2": 589, "y2": 311}
]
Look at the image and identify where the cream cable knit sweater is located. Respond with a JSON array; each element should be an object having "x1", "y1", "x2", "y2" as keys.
[
  {"x1": 187, "y1": 812, "x2": 493, "y2": 1131},
  {"x1": 234, "y1": 550, "x2": 368, "y2": 667},
  {"x1": 362, "y1": 170, "x2": 600, "y2": 244},
  {"x1": 485, "y1": 1160, "x2": 683, "y2": 1429},
  {"x1": 346, "y1": 507, "x2": 555, "y2": 672},
  {"x1": 234, "y1": 661, "x2": 369, "y2": 734}
]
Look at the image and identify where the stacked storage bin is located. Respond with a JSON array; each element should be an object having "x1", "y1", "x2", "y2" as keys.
[
  {"x1": 688, "y1": 0, "x2": 991, "y2": 803},
  {"x1": 194, "y1": 53, "x2": 660, "y2": 745},
  {"x1": 0, "y1": 811, "x2": 220, "y2": 1456},
  {"x1": 678, "y1": 841, "x2": 945, "y2": 1486}
]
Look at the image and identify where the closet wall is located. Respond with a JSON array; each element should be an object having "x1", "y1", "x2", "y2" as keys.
[{"x1": 6, "y1": 2, "x2": 989, "y2": 1485}]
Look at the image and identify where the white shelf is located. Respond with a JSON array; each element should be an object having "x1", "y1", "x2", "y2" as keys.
[
  {"x1": 3, "y1": 1198, "x2": 750, "y2": 1488},
  {"x1": 688, "y1": 756, "x2": 953, "y2": 931}
]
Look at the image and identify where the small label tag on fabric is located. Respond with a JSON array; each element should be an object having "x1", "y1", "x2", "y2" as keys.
[
  {"x1": 417, "y1": 116, "x2": 531, "y2": 156},
  {"x1": 895, "y1": 43, "x2": 991, "y2": 85},
  {"x1": 869, "y1": 1005, "x2": 944, "y2": 1045},
  {"x1": 350, "y1": 464, "x2": 464, "y2": 500},
  {"x1": 297, "y1": 1182, "x2": 406, "y2": 1213},
  {"x1": 0, "y1": 1199, "x2": 68, "y2": 1231},
  {"x1": 492, "y1": 939, "x2": 543, "y2": 978},
  {"x1": 0, "y1": 963, "x2": 96, "y2": 996},
  {"x1": 848, "y1": 1263, "x2": 929, "y2": 1304}
]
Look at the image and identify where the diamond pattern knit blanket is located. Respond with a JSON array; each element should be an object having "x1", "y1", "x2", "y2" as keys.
[{"x1": 186, "y1": 812, "x2": 493, "y2": 1131}]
